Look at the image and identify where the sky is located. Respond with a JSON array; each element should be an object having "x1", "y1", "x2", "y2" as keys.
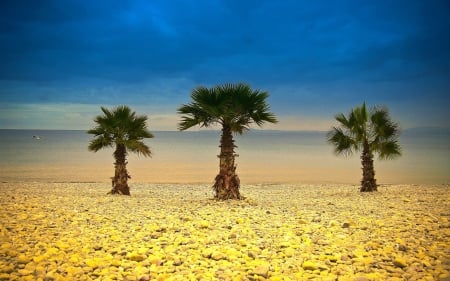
[{"x1": 0, "y1": 0, "x2": 449, "y2": 131}]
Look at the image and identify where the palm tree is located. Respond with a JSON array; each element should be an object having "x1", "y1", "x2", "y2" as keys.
[
  {"x1": 327, "y1": 102, "x2": 401, "y2": 192},
  {"x1": 87, "y1": 105, "x2": 153, "y2": 195},
  {"x1": 178, "y1": 83, "x2": 277, "y2": 200}
]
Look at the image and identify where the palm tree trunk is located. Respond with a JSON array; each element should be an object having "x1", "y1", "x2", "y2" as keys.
[
  {"x1": 109, "y1": 144, "x2": 131, "y2": 195},
  {"x1": 213, "y1": 124, "x2": 241, "y2": 200},
  {"x1": 360, "y1": 140, "x2": 377, "y2": 192}
]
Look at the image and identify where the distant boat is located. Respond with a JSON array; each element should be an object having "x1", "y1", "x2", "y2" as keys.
[{"x1": 33, "y1": 135, "x2": 41, "y2": 140}]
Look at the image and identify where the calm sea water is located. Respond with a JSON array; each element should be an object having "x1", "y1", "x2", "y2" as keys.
[{"x1": 0, "y1": 129, "x2": 448, "y2": 184}]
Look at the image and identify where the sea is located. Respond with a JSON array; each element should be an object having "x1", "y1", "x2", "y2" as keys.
[{"x1": 0, "y1": 129, "x2": 449, "y2": 185}]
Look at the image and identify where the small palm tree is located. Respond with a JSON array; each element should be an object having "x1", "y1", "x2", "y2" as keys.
[
  {"x1": 178, "y1": 83, "x2": 277, "y2": 200},
  {"x1": 87, "y1": 105, "x2": 153, "y2": 195},
  {"x1": 327, "y1": 102, "x2": 401, "y2": 192}
]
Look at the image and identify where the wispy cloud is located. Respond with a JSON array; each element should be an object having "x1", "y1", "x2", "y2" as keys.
[{"x1": 0, "y1": 0, "x2": 449, "y2": 129}]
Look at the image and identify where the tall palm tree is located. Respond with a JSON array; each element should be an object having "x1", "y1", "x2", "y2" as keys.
[
  {"x1": 178, "y1": 83, "x2": 278, "y2": 200},
  {"x1": 87, "y1": 105, "x2": 153, "y2": 195},
  {"x1": 327, "y1": 102, "x2": 401, "y2": 192}
]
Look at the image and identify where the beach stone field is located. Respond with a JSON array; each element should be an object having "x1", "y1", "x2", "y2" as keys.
[{"x1": 0, "y1": 183, "x2": 449, "y2": 281}]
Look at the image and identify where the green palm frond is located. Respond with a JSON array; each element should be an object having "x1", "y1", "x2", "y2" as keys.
[
  {"x1": 327, "y1": 102, "x2": 401, "y2": 160},
  {"x1": 374, "y1": 140, "x2": 401, "y2": 160},
  {"x1": 87, "y1": 105, "x2": 153, "y2": 157},
  {"x1": 335, "y1": 113, "x2": 350, "y2": 129},
  {"x1": 327, "y1": 127, "x2": 356, "y2": 156},
  {"x1": 349, "y1": 102, "x2": 369, "y2": 143},
  {"x1": 370, "y1": 107, "x2": 399, "y2": 139},
  {"x1": 88, "y1": 135, "x2": 113, "y2": 152},
  {"x1": 126, "y1": 139, "x2": 152, "y2": 157},
  {"x1": 177, "y1": 86, "x2": 222, "y2": 130},
  {"x1": 177, "y1": 82, "x2": 277, "y2": 134},
  {"x1": 369, "y1": 106, "x2": 401, "y2": 159}
]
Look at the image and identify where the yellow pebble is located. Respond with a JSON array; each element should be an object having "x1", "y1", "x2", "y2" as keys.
[
  {"x1": 393, "y1": 257, "x2": 407, "y2": 268},
  {"x1": 199, "y1": 220, "x2": 209, "y2": 229},
  {"x1": 33, "y1": 255, "x2": 46, "y2": 263},
  {"x1": 302, "y1": 261, "x2": 318, "y2": 271},
  {"x1": 128, "y1": 252, "x2": 147, "y2": 262},
  {"x1": 284, "y1": 247, "x2": 295, "y2": 257},
  {"x1": 18, "y1": 254, "x2": 32, "y2": 264}
]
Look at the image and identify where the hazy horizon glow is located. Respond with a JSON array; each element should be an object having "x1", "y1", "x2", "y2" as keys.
[{"x1": 1, "y1": 1, "x2": 449, "y2": 130}]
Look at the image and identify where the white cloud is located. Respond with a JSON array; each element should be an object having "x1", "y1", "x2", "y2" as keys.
[
  {"x1": 0, "y1": 103, "x2": 100, "y2": 130},
  {"x1": 263, "y1": 115, "x2": 333, "y2": 131},
  {"x1": 0, "y1": 103, "x2": 180, "y2": 130}
]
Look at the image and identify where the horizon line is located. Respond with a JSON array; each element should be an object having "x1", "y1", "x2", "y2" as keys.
[{"x1": 1, "y1": 126, "x2": 449, "y2": 133}]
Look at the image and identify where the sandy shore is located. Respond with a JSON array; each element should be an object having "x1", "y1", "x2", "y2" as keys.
[{"x1": 0, "y1": 183, "x2": 449, "y2": 281}]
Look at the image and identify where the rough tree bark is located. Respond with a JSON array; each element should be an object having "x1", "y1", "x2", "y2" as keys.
[
  {"x1": 360, "y1": 140, "x2": 377, "y2": 192},
  {"x1": 213, "y1": 124, "x2": 241, "y2": 200},
  {"x1": 108, "y1": 144, "x2": 131, "y2": 195}
]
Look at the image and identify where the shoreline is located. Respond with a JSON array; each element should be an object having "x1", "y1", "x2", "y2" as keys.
[
  {"x1": 1, "y1": 129, "x2": 449, "y2": 186},
  {"x1": 1, "y1": 178, "x2": 449, "y2": 187},
  {"x1": 1, "y1": 164, "x2": 448, "y2": 186}
]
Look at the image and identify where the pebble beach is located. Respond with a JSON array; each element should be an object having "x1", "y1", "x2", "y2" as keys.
[{"x1": 1, "y1": 182, "x2": 449, "y2": 281}]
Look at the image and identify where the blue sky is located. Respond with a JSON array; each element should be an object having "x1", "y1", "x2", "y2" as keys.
[{"x1": 0, "y1": 0, "x2": 449, "y2": 130}]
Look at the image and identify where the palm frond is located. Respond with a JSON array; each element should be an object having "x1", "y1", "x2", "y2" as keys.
[
  {"x1": 326, "y1": 127, "x2": 356, "y2": 156},
  {"x1": 375, "y1": 140, "x2": 402, "y2": 160},
  {"x1": 370, "y1": 107, "x2": 399, "y2": 138},
  {"x1": 126, "y1": 140, "x2": 152, "y2": 157},
  {"x1": 87, "y1": 105, "x2": 153, "y2": 157},
  {"x1": 328, "y1": 102, "x2": 401, "y2": 160},
  {"x1": 335, "y1": 113, "x2": 350, "y2": 129},
  {"x1": 177, "y1": 82, "x2": 277, "y2": 133},
  {"x1": 177, "y1": 104, "x2": 215, "y2": 130},
  {"x1": 88, "y1": 136, "x2": 113, "y2": 152},
  {"x1": 368, "y1": 106, "x2": 401, "y2": 159},
  {"x1": 349, "y1": 103, "x2": 369, "y2": 142}
]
